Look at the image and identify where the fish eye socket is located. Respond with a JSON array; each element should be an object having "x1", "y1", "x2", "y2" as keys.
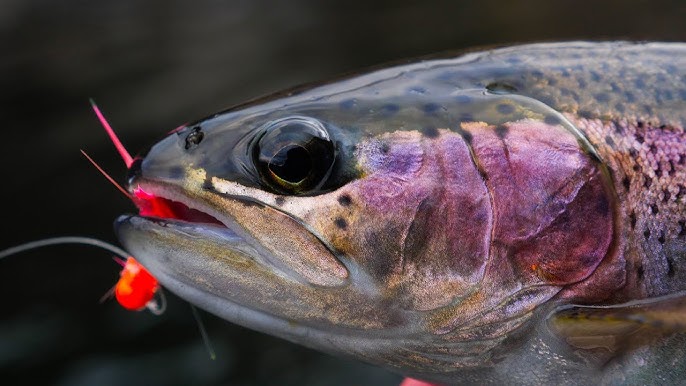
[{"x1": 253, "y1": 117, "x2": 335, "y2": 194}]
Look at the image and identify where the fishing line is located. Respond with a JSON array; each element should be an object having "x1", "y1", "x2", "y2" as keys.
[
  {"x1": 0, "y1": 236, "x2": 129, "y2": 260},
  {"x1": 191, "y1": 304, "x2": 217, "y2": 360}
]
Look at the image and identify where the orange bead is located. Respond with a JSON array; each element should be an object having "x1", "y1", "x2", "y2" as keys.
[{"x1": 114, "y1": 257, "x2": 159, "y2": 311}]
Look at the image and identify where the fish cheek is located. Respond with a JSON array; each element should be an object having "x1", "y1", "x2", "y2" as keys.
[{"x1": 466, "y1": 119, "x2": 614, "y2": 286}]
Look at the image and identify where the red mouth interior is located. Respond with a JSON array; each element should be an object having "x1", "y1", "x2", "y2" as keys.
[{"x1": 132, "y1": 187, "x2": 224, "y2": 226}]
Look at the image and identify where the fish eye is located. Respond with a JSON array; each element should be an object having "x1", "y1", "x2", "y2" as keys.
[{"x1": 253, "y1": 116, "x2": 335, "y2": 194}]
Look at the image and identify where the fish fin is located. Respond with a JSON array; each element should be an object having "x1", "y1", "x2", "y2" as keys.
[{"x1": 548, "y1": 290, "x2": 686, "y2": 352}]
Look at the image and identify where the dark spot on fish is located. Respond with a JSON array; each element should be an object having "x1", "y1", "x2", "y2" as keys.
[
  {"x1": 577, "y1": 78, "x2": 587, "y2": 89},
  {"x1": 613, "y1": 122, "x2": 624, "y2": 136},
  {"x1": 614, "y1": 103, "x2": 626, "y2": 113},
  {"x1": 537, "y1": 95, "x2": 557, "y2": 108},
  {"x1": 334, "y1": 217, "x2": 348, "y2": 230},
  {"x1": 381, "y1": 103, "x2": 400, "y2": 114},
  {"x1": 658, "y1": 90, "x2": 674, "y2": 101},
  {"x1": 658, "y1": 231, "x2": 666, "y2": 244},
  {"x1": 622, "y1": 177, "x2": 631, "y2": 191},
  {"x1": 495, "y1": 125, "x2": 509, "y2": 139},
  {"x1": 635, "y1": 133, "x2": 645, "y2": 144},
  {"x1": 561, "y1": 69, "x2": 571, "y2": 78},
  {"x1": 530, "y1": 70, "x2": 544, "y2": 78},
  {"x1": 201, "y1": 174, "x2": 213, "y2": 191},
  {"x1": 605, "y1": 135, "x2": 616, "y2": 148},
  {"x1": 455, "y1": 94, "x2": 473, "y2": 104},
  {"x1": 678, "y1": 185, "x2": 686, "y2": 200},
  {"x1": 637, "y1": 121, "x2": 644, "y2": 129},
  {"x1": 338, "y1": 194, "x2": 352, "y2": 206},
  {"x1": 644, "y1": 228, "x2": 651, "y2": 239},
  {"x1": 578, "y1": 110, "x2": 593, "y2": 119},
  {"x1": 644, "y1": 177, "x2": 652, "y2": 189},
  {"x1": 650, "y1": 144, "x2": 658, "y2": 154},
  {"x1": 547, "y1": 77, "x2": 557, "y2": 86},
  {"x1": 629, "y1": 149, "x2": 638, "y2": 158},
  {"x1": 625, "y1": 91, "x2": 636, "y2": 103},
  {"x1": 679, "y1": 220, "x2": 686, "y2": 236},
  {"x1": 594, "y1": 93, "x2": 610, "y2": 103},
  {"x1": 679, "y1": 155, "x2": 685, "y2": 165},
  {"x1": 543, "y1": 115, "x2": 560, "y2": 125},
  {"x1": 630, "y1": 211, "x2": 637, "y2": 229},
  {"x1": 459, "y1": 113, "x2": 474, "y2": 122},
  {"x1": 590, "y1": 71, "x2": 601, "y2": 82},
  {"x1": 168, "y1": 166, "x2": 184, "y2": 179},
  {"x1": 642, "y1": 104, "x2": 653, "y2": 115},
  {"x1": 633, "y1": 163, "x2": 642, "y2": 173},
  {"x1": 663, "y1": 189, "x2": 671, "y2": 202},
  {"x1": 423, "y1": 103, "x2": 441, "y2": 114},
  {"x1": 667, "y1": 257, "x2": 675, "y2": 277},
  {"x1": 635, "y1": 78, "x2": 646, "y2": 89},
  {"x1": 637, "y1": 264, "x2": 644, "y2": 280},
  {"x1": 275, "y1": 196, "x2": 285, "y2": 206},
  {"x1": 456, "y1": 127, "x2": 473, "y2": 144},
  {"x1": 422, "y1": 127, "x2": 439, "y2": 138},
  {"x1": 496, "y1": 103, "x2": 515, "y2": 115},
  {"x1": 669, "y1": 160, "x2": 676, "y2": 176},
  {"x1": 380, "y1": 142, "x2": 390, "y2": 154},
  {"x1": 657, "y1": 73, "x2": 667, "y2": 82},
  {"x1": 486, "y1": 82, "x2": 517, "y2": 94},
  {"x1": 339, "y1": 99, "x2": 356, "y2": 110}
]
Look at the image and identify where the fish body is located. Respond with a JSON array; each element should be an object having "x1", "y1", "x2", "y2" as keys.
[{"x1": 115, "y1": 42, "x2": 686, "y2": 384}]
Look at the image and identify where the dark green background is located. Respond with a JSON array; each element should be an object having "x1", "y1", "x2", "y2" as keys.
[{"x1": 2, "y1": 1, "x2": 686, "y2": 385}]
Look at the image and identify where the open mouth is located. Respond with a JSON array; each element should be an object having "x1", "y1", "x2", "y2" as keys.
[{"x1": 131, "y1": 184, "x2": 225, "y2": 226}]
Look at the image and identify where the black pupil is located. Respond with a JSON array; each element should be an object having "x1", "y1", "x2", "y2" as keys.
[
  {"x1": 269, "y1": 145, "x2": 311, "y2": 183},
  {"x1": 254, "y1": 117, "x2": 335, "y2": 193}
]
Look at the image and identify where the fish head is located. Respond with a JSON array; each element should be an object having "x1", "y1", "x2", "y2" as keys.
[{"x1": 115, "y1": 77, "x2": 617, "y2": 376}]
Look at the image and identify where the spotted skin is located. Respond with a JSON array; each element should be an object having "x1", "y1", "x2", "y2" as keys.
[{"x1": 116, "y1": 42, "x2": 686, "y2": 385}]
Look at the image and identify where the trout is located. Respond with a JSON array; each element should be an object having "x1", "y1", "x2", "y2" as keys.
[{"x1": 115, "y1": 42, "x2": 686, "y2": 384}]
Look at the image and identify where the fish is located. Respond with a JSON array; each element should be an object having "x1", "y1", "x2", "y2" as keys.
[{"x1": 113, "y1": 42, "x2": 686, "y2": 384}]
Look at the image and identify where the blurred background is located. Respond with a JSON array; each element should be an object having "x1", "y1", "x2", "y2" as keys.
[{"x1": 1, "y1": 0, "x2": 686, "y2": 385}]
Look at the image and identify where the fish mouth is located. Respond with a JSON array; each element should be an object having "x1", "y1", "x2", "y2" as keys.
[
  {"x1": 113, "y1": 178, "x2": 308, "y2": 333},
  {"x1": 115, "y1": 179, "x2": 270, "y2": 270}
]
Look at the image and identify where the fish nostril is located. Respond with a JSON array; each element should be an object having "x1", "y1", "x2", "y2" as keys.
[
  {"x1": 127, "y1": 158, "x2": 143, "y2": 186},
  {"x1": 184, "y1": 126, "x2": 204, "y2": 150}
]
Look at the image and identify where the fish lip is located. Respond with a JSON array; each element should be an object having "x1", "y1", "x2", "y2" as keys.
[{"x1": 120, "y1": 178, "x2": 270, "y2": 263}]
